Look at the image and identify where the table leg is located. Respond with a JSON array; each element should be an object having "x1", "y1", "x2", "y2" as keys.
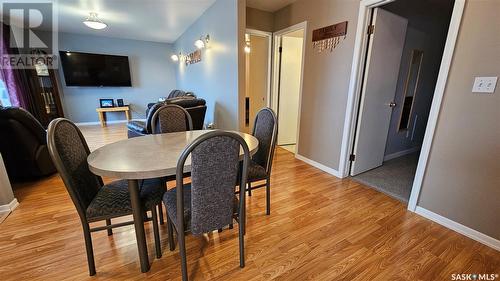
[
  {"x1": 128, "y1": 179, "x2": 150, "y2": 273},
  {"x1": 98, "y1": 112, "x2": 106, "y2": 127},
  {"x1": 125, "y1": 109, "x2": 131, "y2": 121}
]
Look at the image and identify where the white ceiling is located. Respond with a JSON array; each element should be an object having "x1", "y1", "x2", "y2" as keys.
[
  {"x1": 2, "y1": 0, "x2": 217, "y2": 43},
  {"x1": 246, "y1": 0, "x2": 297, "y2": 12}
]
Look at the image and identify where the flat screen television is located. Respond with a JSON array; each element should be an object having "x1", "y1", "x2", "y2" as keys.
[{"x1": 59, "y1": 51, "x2": 132, "y2": 87}]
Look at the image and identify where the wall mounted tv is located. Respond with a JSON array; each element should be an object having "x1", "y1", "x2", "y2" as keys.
[{"x1": 59, "y1": 51, "x2": 132, "y2": 87}]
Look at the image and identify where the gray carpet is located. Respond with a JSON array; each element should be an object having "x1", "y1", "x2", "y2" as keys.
[{"x1": 352, "y1": 152, "x2": 419, "y2": 202}]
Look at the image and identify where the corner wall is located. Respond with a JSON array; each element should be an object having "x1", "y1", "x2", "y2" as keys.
[
  {"x1": 174, "y1": 0, "x2": 240, "y2": 130},
  {"x1": 0, "y1": 153, "x2": 15, "y2": 208},
  {"x1": 273, "y1": 0, "x2": 359, "y2": 171}
]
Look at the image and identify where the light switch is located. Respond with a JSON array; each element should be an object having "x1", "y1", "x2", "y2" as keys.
[{"x1": 472, "y1": 77, "x2": 497, "y2": 93}]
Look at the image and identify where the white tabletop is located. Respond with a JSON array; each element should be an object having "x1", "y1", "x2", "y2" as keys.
[{"x1": 87, "y1": 130, "x2": 259, "y2": 179}]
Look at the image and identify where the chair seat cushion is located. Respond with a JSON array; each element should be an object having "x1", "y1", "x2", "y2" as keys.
[
  {"x1": 86, "y1": 179, "x2": 165, "y2": 221},
  {"x1": 247, "y1": 160, "x2": 267, "y2": 181},
  {"x1": 127, "y1": 120, "x2": 147, "y2": 134},
  {"x1": 163, "y1": 183, "x2": 239, "y2": 232}
]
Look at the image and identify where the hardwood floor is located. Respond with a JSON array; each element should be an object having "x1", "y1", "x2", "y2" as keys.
[{"x1": 0, "y1": 124, "x2": 498, "y2": 280}]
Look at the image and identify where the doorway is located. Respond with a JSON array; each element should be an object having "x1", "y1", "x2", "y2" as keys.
[
  {"x1": 272, "y1": 23, "x2": 306, "y2": 154},
  {"x1": 244, "y1": 29, "x2": 272, "y2": 133},
  {"x1": 348, "y1": 0, "x2": 456, "y2": 203}
]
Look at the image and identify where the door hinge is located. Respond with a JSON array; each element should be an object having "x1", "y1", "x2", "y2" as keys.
[
  {"x1": 279, "y1": 46, "x2": 283, "y2": 53},
  {"x1": 367, "y1": 25, "x2": 375, "y2": 35},
  {"x1": 349, "y1": 154, "x2": 356, "y2": 161}
]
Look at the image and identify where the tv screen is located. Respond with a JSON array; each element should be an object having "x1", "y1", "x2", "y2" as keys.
[{"x1": 59, "y1": 51, "x2": 132, "y2": 87}]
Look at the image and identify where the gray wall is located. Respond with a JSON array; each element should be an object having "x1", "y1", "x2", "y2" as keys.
[
  {"x1": 274, "y1": 0, "x2": 359, "y2": 170},
  {"x1": 418, "y1": 0, "x2": 500, "y2": 240},
  {"x1": 174, "y1": 0, "x2": 240, "y2": 130},
  {"x1": 383, "y1": 0, "x2": 453, "y2": 156},
  {"x1": 0, "y1": 153, "x2": 14, "y2": 206},
  {"x1": 246, "y1": 7, "x2": 274, "y2": 32},
  {"x1": 58, "y1": 32, "x2": 177, "y2": 123}
]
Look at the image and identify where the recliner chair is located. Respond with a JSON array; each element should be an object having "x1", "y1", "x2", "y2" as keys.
[
  {"x1": 0, "y1": 106, "x2": 56, "y2": 179},
  {"x1": 127, "y1": 90, "x2": 207, "y2": 138}
]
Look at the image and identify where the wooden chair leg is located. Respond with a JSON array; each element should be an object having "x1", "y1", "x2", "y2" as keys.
[
  {"x1": 82, "y1": 224, "x2": 96, "y2": 276},
  {"x1": 106, "y1": 219, "x2": 113, "y2": 236},
  {"x1": 166, "y1": 214, "x2": 175, "y2": 251},
  {"x1": 179, "y1": 231, "x2": 188, "y2": 281},
  {"x1": 247, "y1": 182, "x2": 252, "y2": 196},
  {"x1": 158, "y1": 203, "x2": 164, "y2": 225},
  {"x1": 266, "y1": 179, "x2": 271, "y2": 215},
  {"x1": 151, "y1": 206, "x2": 162, "y2": 259}
]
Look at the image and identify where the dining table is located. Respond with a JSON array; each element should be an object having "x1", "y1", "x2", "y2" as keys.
[{"x1": 87, "y1": 129, "x2": 259, "y2": 273}]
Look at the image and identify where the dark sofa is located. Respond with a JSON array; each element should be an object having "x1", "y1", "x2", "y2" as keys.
[
  {"x1": 127, "y1": 90, "x2": 207, "y2": 138},
  {"x1": 0, "y1": 106, "x2": 56, "y2": 179}
]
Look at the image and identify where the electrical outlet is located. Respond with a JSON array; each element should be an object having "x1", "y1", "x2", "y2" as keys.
[{"x1": 472, "y1": 77, "x2": 497, "y2": 93}]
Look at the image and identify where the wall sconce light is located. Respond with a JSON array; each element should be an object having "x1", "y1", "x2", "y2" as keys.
[
  {"x1": 194, "y1": 34, "x2": 210, "y2": 49},
  {"x1": 171, "y1": 54, "x2": 179, "y2": 62},
  {"x1": 244, "y1": 33, "x2": 251, "y2": 53}
]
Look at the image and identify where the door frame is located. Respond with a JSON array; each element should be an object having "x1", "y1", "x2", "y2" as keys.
[
  {"x1": 245, "y1": 28, "x2": 273, "y2": 108},
  {"x1": 271, "y1": 21, "x2": 307, "y2": 155},
  {"x1": 338, "y1": 0, "x2": 465, "y2": 212}
]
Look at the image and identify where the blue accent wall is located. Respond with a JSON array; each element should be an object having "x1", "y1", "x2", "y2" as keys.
[
  {"x1": 57, "y1": 32, "x2": 177, "y2": 122},
  {"x1": 173, "y1": 0, "x2": 239, "y2": 130}
]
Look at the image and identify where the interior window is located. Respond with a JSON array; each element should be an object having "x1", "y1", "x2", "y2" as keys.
[{"x1": 0, "y1": 79, "x2": 11, "y2": 107}]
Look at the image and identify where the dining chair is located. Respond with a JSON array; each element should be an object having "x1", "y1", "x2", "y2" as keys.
[
  {"x1": 163, "y1": 131, "x2": 250, "y2": 281},
  {"x1": 47, "y1": 118, "x2": 165, "y2": 276},
  {"x1": 151, "y1": 104, "x2": 193, "y2": 134},
  {"x1": 151, "y1": 104, "x2": 194, "y2": 223},
  {"x1": 245, "y1": 107, "x2": 278, "y2": 215}
]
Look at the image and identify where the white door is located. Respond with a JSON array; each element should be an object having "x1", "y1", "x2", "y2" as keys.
[
  {"x1": 277, "y1": 31, "x2": 304, "y2": 145},
  {"x1": 351, "y1": 8, "x2": 408, "y2": 175}
]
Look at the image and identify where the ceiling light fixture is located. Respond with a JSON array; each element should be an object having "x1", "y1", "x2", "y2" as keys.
[
  {"x1": 83, "y1": 12, "x2": 107, "y2": 30},
  {"x1": 194, "y1": 35, "x2": 210, "y2": 49}
]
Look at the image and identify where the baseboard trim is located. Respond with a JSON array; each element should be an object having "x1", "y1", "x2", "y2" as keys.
[
  {"x1": 415, "y1": 206, "x2": 500, "y2": 251},
  {"x1": 75, "y1": 120, "x2": 129, "y2": 126},
  {"x1": 0, "y1": 198, "x2": 19, "y2": 212},
  {"x1": 75, "y1": 118, "x2": 147, "y2": 126},
  {"x1": 384, "y1": 146, "x2": 421, "y2": 162},
  {"x1": 295, "y1": 153, "x2": 343, "y2": 178}
]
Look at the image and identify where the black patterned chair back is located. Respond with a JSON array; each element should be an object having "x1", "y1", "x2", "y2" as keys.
[
  {"x1": 151, "y1": 104, "x2": 193, "y2": 134},
  {"x1": 47, "y1": 118, "x2": 102, "y2": 221},
  {"x1": 176, "y1": 131, "x2": 250, "y2": 235},
  {"x1": 252, "y1": 108, "x2": 278, "y2": 173},
  {"x1": 145, "y1": 102, "x2": 164, "y2": 133}
]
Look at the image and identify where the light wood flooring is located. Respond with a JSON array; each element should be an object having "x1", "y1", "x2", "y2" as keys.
[{"x1": 0, "y1": 124, "x2": 498, "y2": 280}]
